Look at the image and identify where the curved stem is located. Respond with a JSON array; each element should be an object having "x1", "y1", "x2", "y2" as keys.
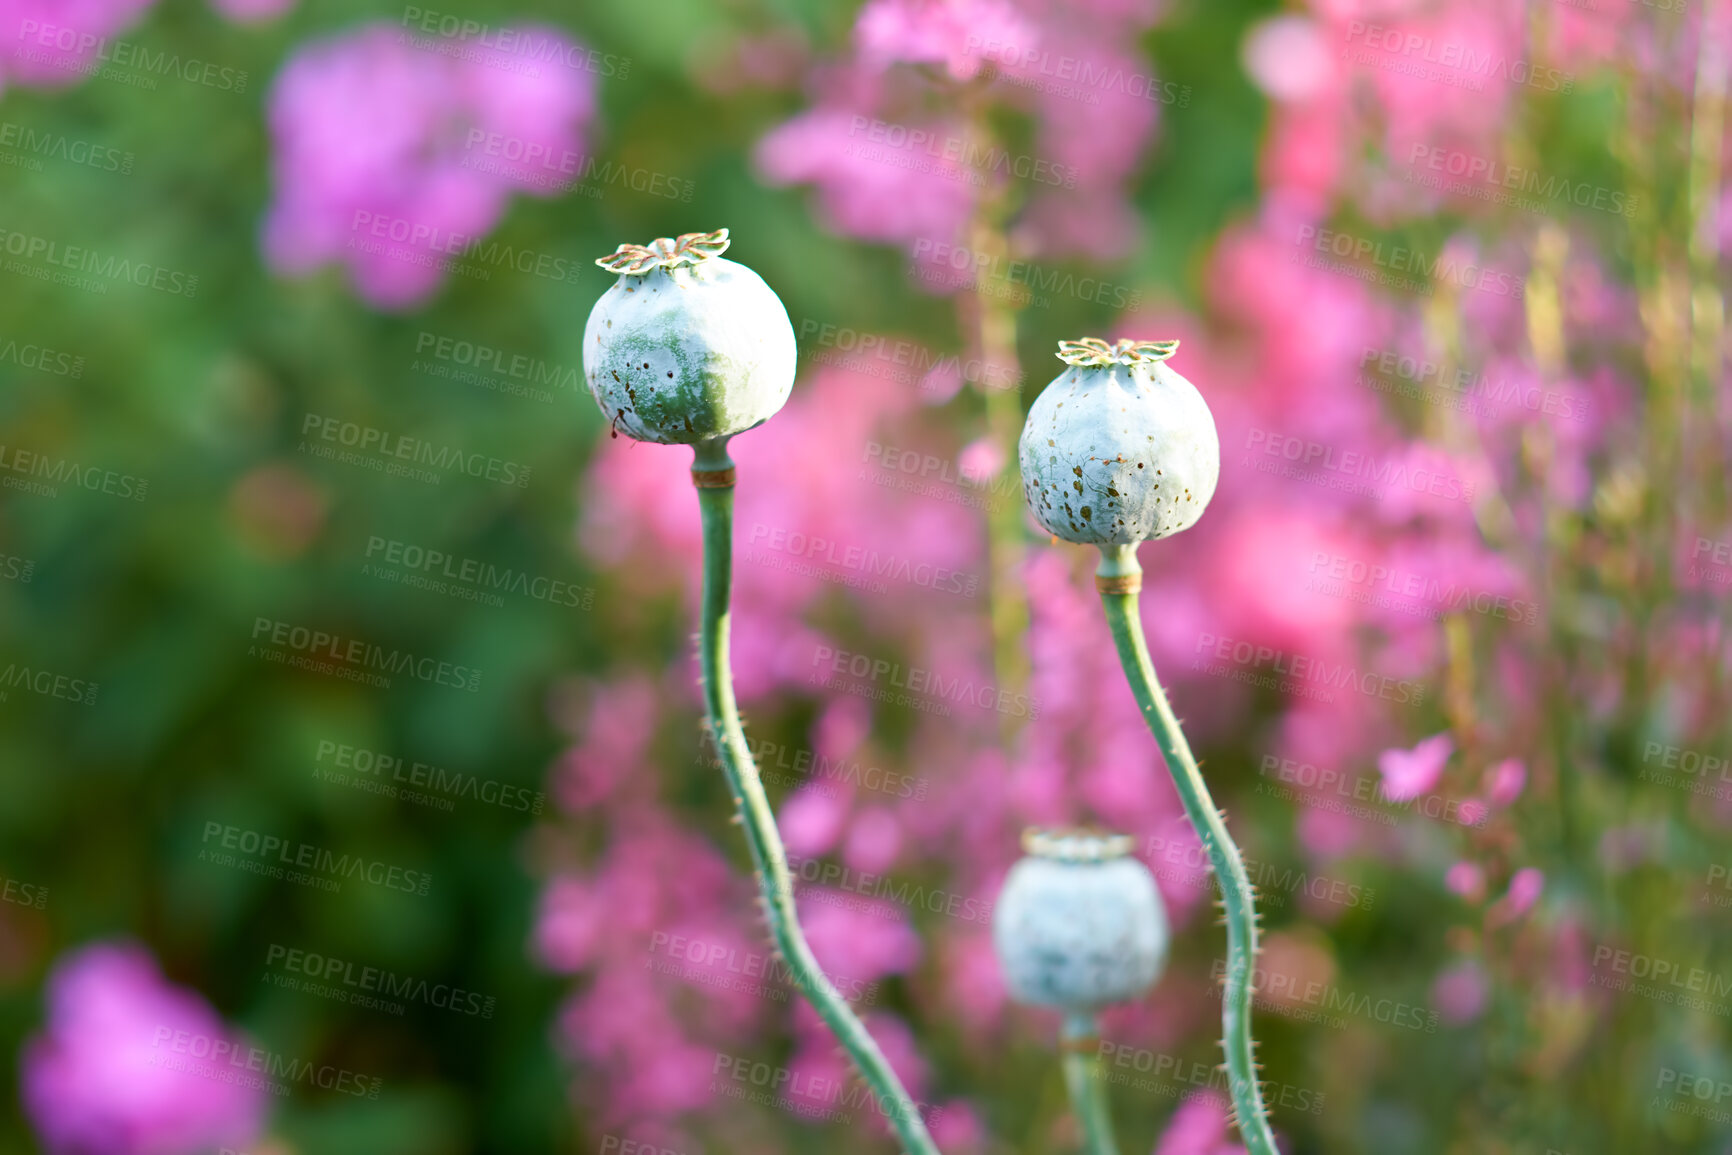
[
  {"x1": 1060, "y1": 1012, "x2": 1118, "y2": 1155},
  {"x1": 690, "y1": 437, "x2": 941, "y2": 1155},
  {"x1": 1094, "y1": 544, "x2": 1278, "y2": 1155}
]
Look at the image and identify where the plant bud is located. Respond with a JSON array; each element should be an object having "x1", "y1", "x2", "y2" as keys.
[
  {"x1": 1018, "y1": 338, "x2": 1219, "y2": 545},
  {"x1": 583, "y1": 228, "x2": 796, "y2": 444},
  {"x1": 993, "y1": 828, "x2": 1169, "y2": 1012}
]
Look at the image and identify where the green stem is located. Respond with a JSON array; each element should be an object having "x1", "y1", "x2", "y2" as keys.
[
  {"x1": 690, "y1": 437, "x2": 941, "y2": 1155},
  {"x1": 1094, "y1": 544, "x2": 1278, "y2": 1155},
  {"x1": 1060, "y1": 1012, "x2": 1118, "y2": 1155}
]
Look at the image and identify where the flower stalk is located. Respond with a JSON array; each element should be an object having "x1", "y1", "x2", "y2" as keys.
[
  {"x1": 691, "y1": 436, "x2": 941, "y2": 1155},
  {"x1": 1060, "y1": 1012, "x2": 1119, "y2": 1155},
  {"x1": 1095, "y1": 543, "x2": 1278, "y2": 1155}
]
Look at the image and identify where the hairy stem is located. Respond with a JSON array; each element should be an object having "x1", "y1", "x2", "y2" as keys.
[
  {"x1": 1060, "y1": 1013, "x2": 1119, "y2": 1155},
  {"x1": 1094, "y1": 544, "x2": 1278, "y2": 1155},
  {"x1": 691, "y1": 437, "x2": 940, "y2": 1155}
]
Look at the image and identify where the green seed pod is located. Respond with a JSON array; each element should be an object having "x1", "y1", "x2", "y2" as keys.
[
  {"x1": 993, "y1": 828, "x2": 1169, "y2": 1012},
  {"x1": 1018, "y1": 338, "x2": 1220, "y2": 545},
  {"x1": 584, "y1": 228, "x2": 797, "y2": 444}
]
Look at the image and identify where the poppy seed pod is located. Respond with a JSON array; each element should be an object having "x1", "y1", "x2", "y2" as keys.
[
  {"x1": 583, "y1": 228, "x2": 797, "y2": 444},
  {"x1": 992, "y1": 828, "x2": 1169, "y2": 1012},
  {"x1": 1018, "y1": 338, "x2": 1220, "y2": 545}
]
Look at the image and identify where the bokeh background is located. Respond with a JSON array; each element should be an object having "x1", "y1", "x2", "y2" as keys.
[{"x1": 0, "y1": 0, "x2": 1728, "y2": 1151}]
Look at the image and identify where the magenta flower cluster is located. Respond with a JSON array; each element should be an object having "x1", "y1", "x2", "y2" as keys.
[
  {"x1": 21, "y1": 942, "x2": 266, "y2": 1155},
  {"x1": 261, "y1": 21, "x2": 595, "y2": 308}
]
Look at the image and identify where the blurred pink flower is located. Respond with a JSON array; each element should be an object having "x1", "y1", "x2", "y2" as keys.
[
  {"x1": 1377, "y1": 733, "x2": 1452, "y2": 802},
  {"x1": 1486, "y1": 758, "x2": 1525, "y2": 806},
  {"x1": 1445, "y1": 861, "x2": 1485, "y2": 902},
  {"x1": 0, "y1": 0, "x2": 156, "y2": 90},
  {"x1": 21, "y1": 941, "x2": 267, "y2": 1155},
  {"x1": 800, "y1": 892, "x2": 921, "y2": 983},
  {"x1": 781, "y1": 783, "x2": 851, "y2": 858},
  {"x1": 755, "y1": 106, "x2": 977, "y2": 248},
  {"x1": 534, "y1": 874, "x2": 608, "y2": 973},
  {"x1": 929, "y1": 1099, "x2": 986, "y2": 1149},
  {"x1": 855, "y1": 0, "x2": 1034, "y2": 80},
  {"x1": 1152, "y1": 1090, "x2": 1248, "y2": 1155},
  {"x1": 1243, "y1": 14, "x2": 1334, "y2": 103},
  {"x1": 1505, "y1": 867, "x2": 1544, "y2": 912},
  {"x1": 1432, "y1": 959, "x2": 1488, "y2": 1024},
  {"x1": 1297, "y1": 804, "x2": 1366, "y2": 861},
  {"x1": 263, "y1": 21, "x2": 596, "y2": 308},
  {"x1": 784, "y1": 1008, "x2": 932, "y2": 1136},
  {"x1": 957, "y1": 435, "x2": 1005, "y2": 482},
  {"x1": 844, "y1": 807, "x2": 905, "y2": 874},
  {"x1": 208, "y1": 0, "x2": 291, "y2": 23},
  {"x1": 554, "y1": 676, "x2": 660, "y2": 813},
  {"x1": 1487, "y1": 867, "x2": 1544, "y2": 928}
]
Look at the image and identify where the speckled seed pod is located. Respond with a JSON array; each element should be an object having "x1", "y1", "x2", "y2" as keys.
[
  {"x1": 1019, "y1": 338, "x2": 1220, "y2": 545},
  {"x1": 992, "y1": 828, "x2": 1169, "y2": 1012},
  {"x1": 584, "y1": 228, "x2": 797, "y2": 444}
]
